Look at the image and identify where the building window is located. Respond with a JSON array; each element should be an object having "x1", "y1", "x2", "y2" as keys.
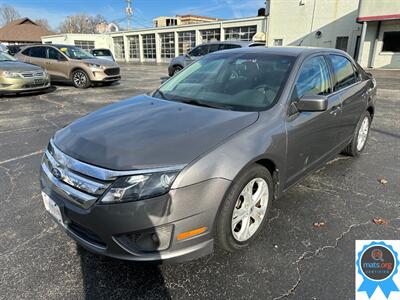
[
  {"x1": 274, "y1": 39, "x2": 283, "y2": 46},
  {"x1": 142, "y1": 34, "x2": 156, "y2": 60},
  {"x1": 178, "y1": 31, "x2": 195, "y2": 55},
  {"x1": 335, "y1": 36, "x2": 349, "y2": 52},
  {"x1": 160, "y1": 32, "x2": 175, "y2": 61},
  {"x1": 200, "y1": 29, "x2": 220, "y2": 43},
  {"x1": 224, "y1": 26, "x2": 257, "y2": 41},
  {"x1": 128, "y1": 35, "x2": 139, "y2": 59},
  {"x1": 382, "y1": 31, "x2": 400, "y2": 52},
  {"x1": 113, "y1": 37, "x2": 125, "y2": 60},
  {"x1": 74, "y1": 40, "x2": 95, "y2": 51}
]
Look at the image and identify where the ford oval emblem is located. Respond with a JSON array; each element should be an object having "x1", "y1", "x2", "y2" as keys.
[{"x1": 51, "y1": 168, "x2": 62, "y2": 179}]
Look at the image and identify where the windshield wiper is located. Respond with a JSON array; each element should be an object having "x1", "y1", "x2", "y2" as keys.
[
  {"x1": 180, "y1": 99, "x2": 231, "y2": 110},
  {"x1": 153, "y1": 89, "x2": 169, "y2": 100}
]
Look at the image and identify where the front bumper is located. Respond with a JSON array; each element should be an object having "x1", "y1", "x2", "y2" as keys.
[
  {"x1": 40, "y1": 159, "x2": 230, "y2": 262},
  {"x1": 89, "y1": 67, "x2": 121, "y2": 83},
  {"x1": 0, "y1": 76, "x2": 51, "y2": 93}
]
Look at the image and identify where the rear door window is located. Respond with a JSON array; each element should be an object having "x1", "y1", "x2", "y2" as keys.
[
  {"x1": 29, "y1": 47, "x2": 46, "y2": 58},
  {"x1": 294, "y1": 56, "x2": 331, "y2": 99},
  {"x1": 329, "y1": 54, "x2": 357, "y2": 91},
  {"x1": 219, "y1": 44, "x2": 241, "y2": 50},
  {"x1": 208, "y1": 44, "x2": 220, "y2": 54}
]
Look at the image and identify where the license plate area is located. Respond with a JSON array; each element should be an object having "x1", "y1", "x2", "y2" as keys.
[
  {"x1": 34, "y1": 78, "x2": 44, "y2": 85},
  {"x1": 42, "y1": 192, "x2": 63, "y2": 223}
]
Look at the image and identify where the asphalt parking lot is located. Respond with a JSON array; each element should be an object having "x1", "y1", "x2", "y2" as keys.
[{"x1": 0, "y1": 64, "x2": 399, "y2": 300}]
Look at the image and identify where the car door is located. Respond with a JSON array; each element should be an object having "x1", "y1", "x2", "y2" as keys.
[
  {"x1": 25, "y1": 46, "x2": 47, "y2": 68},
  {"x1": 327, "y1": 54, "x2": 367, "y2": 145},
  {"x1": 285, "y1": 55, "x2": 342, "y2": 187},
  {"x1": 46, "y1": 47, "x2": 70, "y2": 80}
]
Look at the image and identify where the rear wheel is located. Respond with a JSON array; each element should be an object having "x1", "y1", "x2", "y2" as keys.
[
  {"x1": 215, "y1": 164, "x2": 273, "y2": 252},
  {"x1": 342, "y1": 111, "x2": 371, "y2": 156},
  {"x1": 72, "y1": 70, "x2": 91, "y2": 89}
]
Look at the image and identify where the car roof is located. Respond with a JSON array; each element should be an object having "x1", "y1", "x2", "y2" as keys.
[
  {"x1": 209, "y1": 46, "x2": 350, "y2": 57},
  {"x1": 200, "y1": 40, "x2": 253, "y2": 47}
]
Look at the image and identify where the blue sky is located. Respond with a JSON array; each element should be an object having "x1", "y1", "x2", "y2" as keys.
[{"x1": 2, "y1": 0, "x2": 265, "y2": 30}]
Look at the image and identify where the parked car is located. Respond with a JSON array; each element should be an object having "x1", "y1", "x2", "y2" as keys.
[
  {"x1": 16, "y1": 44, "x2": 121, "y2": 88},
  {"x1": 91, "y1": 48, "x2": 115, "y2": 61},
  {"x1": 40, "y1": 47, "x2": 376, "y2": 262},
  {"x1": 0, "y1": 51, "x2": 50, "y2": 94},
  {"x1": 168, "y1": 40, "x2": 264, "y2": 76},
  {"x1": 6, "y1": 45, "x2": 22, "y2": 56}
]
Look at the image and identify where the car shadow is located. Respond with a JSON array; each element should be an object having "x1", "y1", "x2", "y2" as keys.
[
  {"x1": 0, "y1": 85, "x2": 57, "y2": 97},
  {"x1": 77, "y1": 246, "x2": 171, "y2": 299}
]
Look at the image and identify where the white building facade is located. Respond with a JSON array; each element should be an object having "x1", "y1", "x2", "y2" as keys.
[{"x1": 41, "y1": 0, "x2": 400, "y2": 69}]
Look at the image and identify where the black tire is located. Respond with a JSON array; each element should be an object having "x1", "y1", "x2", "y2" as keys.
[
  {"x1": 215, "y1": 164, "x2": 273, "y2": 252},
  {"x1": 72, "y1": 69, "x2": 91, "y2": 89},
  {"x1": 342, "y1": 111, "x2": 372, "y2": 157},
  {"x1": 172, "y1": 65, "x2": 183, "y2": 76}
]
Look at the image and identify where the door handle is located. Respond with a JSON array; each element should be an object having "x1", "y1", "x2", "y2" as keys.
[{"x1": 330, "y1": 106, "x2": 341, "y2": 116}]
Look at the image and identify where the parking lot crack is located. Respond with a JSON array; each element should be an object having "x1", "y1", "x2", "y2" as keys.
[{"x1": 272, "y1": 218, "x2": 399, "y2": 299}]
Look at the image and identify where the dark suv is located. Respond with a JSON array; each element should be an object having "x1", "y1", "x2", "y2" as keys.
[{"x1": 168, "y1": 41, "x2": 264, "y2": 76}]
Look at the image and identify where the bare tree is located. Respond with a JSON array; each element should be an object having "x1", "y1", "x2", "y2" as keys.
[
  {"x1": 35, "y1": 18, "x2": 52, "y2": 31},
  {"x1": 0, "y1": 4, "x2": 20, "y2": 26},
  {"x1": 59, "y1": 14, "x2": 107, "y2": 34}
]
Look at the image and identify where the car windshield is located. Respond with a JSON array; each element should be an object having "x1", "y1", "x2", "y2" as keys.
[
  {"x1": 56, "y1": 45, "x2": 94, "y2": 59},
  {"x1": 0, "y1": 51, "x2": 16, "y2": 61},
  {"x1": 155, "y1": 52, "x2": 295, "y2": 111},
  {"x1": 92, "y1": 49, "x2": 112, "y2": 56}
]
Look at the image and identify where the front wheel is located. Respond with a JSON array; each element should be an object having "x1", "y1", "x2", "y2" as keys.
[
  {"x1": 215, "y1": 164, "x2": 273, "y2": 252},
  {"x1": 72, "y1": 70, "x2": 91, "y2": 89},
  {"x1": 342, "y1": 111, "x2": 372, "y2": 156}
]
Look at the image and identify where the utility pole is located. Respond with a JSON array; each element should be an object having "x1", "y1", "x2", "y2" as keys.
[
  {"x1": 126, "y1": 0, "x2": 133, "y2": 30},
  {"x1": 265, "y1": 0, "x2": 271, "y2": 46}
]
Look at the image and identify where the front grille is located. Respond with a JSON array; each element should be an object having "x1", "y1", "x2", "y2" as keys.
[
  {"x1": 42, "y1": 141, "x2": 112, "y2": 209},
  {"x1": 21, "y1": 71, "x2": 44, "y2": 78},
  {"x1": 104, "y1": 67, "x2": 120, "y2": 76}
]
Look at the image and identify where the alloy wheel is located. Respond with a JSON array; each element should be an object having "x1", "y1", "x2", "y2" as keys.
[
  {"x1": 231, "y1": 178, "x2": 269, "y2": 242},
  {"x1": 357, "y1": 116, "x2": 369, "y2": 151},
  {"x1": 73, "y1": 71, "x2": 88, "y2": 88}
]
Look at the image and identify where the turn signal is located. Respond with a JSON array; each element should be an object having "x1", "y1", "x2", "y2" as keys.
[{"x1": 177, "y1": 227, "x2": 207, "y2": 241}]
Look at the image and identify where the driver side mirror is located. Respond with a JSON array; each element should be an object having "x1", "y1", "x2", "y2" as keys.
[{"x1": 295, "y1": 95, "x2": 328, "y2": 112}]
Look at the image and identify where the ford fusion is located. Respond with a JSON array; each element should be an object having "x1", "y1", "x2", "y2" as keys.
[{"x1": 40, "y1": 47, "x2": 376, "y2": 262}]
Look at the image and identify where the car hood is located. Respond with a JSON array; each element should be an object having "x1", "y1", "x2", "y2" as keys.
[
  {"x1": 0, "y1": 61, "x2": 42, "y2": 72},
  {"x1": 80, "y1": 58, "x2": 118, "y2": 67},
  {"x1": 54, "y1": 95, "x2": 258, "y2": 170}
]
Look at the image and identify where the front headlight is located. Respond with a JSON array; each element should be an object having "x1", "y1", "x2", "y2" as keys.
[
  {"x1": 1, "y1": 71, "x2": 21, "y2": 78},
  {"x1": 101, "y1": 171, "x2": 180, "y2": 203},
  {"x1": 88, "y1": 63, "x2": 105, "y2": 70}
]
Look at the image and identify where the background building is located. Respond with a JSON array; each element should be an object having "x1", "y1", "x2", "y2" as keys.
[
  {"x1": 41, "y1": 0, "x2": 400, "y2": 69},
  {"x1": 0, "y1": 18, "x2": 54, "y2": 45},
  {"x1": 154, "y1": 15, "x2": 223, "y2": 27},
  {"x1": 357, "y1": 0, "x2": 400, "y2": 68}
]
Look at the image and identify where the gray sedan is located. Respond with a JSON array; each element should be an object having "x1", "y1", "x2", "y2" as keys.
[{"x1": 40, "y1": 47, "x2": 376, "y2": 262}]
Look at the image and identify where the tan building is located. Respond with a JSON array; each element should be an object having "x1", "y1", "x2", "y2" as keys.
[
  {"x1": 0, "y1": 18, "x2": 54, "y2": 45},
  {"x1": 357, "y1": 0, "x2": 400, "y2": 68},
  {"x1": 154, "y1": 15, "x2": 223, "y2": 27}
]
